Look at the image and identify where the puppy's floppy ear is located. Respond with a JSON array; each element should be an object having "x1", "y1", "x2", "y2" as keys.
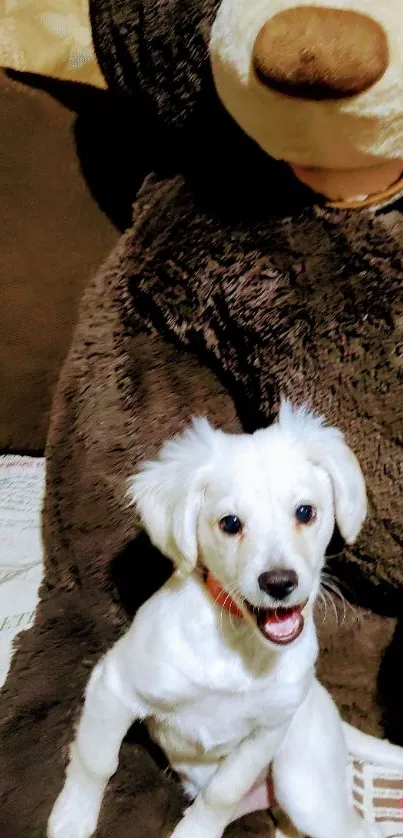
[
  {"x1": 279, "y1": 400, "x2": 367, "y2": 544},
  {"x1": 128, "y1": 418, "x2": 217, "y2": 577}
]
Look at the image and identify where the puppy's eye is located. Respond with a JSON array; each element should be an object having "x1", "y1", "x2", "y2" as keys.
[
  {"x1": 219, "y1": 515, "x2": 243, "y2": 535},
  {"x1": 295, "y1": 504, "x2": 316, "y2": 524}
]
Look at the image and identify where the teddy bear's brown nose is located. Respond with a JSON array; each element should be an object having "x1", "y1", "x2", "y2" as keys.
[{"x1": 252, "y1": 6, "x2": 388, "y2": 100}]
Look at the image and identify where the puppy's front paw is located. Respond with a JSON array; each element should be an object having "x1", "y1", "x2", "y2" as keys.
[{"x1": 47, "y1": 779, "x2": 103, "y2": 838}]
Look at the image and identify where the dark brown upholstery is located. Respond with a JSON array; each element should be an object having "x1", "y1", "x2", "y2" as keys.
[{"x1": 0, "y1": 69, "x2": 144, "y2": 452}]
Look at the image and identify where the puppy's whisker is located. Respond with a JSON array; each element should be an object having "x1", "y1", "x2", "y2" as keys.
[
  {"x1": 324, "y1": 585, "x2": 340, "y2": 627},
  {"x1": 223, "y1": 583, "x2": 247, "y2": 608},
  {"x1": 329, "y1": 590, "x2": 339, "y2": 626},
  {"x1": 322, "y1": 567, "x2": 357, "y2": 605},
  {"x1": 324, "y1": 579, "x2": 356, "y2": 615},
  {"x1": 223, "y1": 581, "x2": 243, "y2": 598},
  {"x1": 324, "y1": 551, "x2": 344, "y2": 561},
  {"x1": 321, "y1": 573, "x2": 356, "y2": 627},
  {"x1": 218, "y1": 598, "x2": 225, "y2": 635},
  {"x1": 324, "y1": 583, "x2": 346, "y2": 625},
  {"x1": 320, "y1": 587, "x2": 337, "y2": 627},
  {"x1": 324, "y1": 582, "x2": 347, "y2": 627},
  {"x1": 210, "y1": 582, "x2": 249, "y2": 636},
  {"x1": 317, "y1": 589, "x2": 328, "y2": 625},
  {"x1": 320, "y1": 585, "x2": 346, "y2": 629}
]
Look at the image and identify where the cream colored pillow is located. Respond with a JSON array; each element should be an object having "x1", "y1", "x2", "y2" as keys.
[{"x1": 0, "y1": 0, "x2": 105, "y2": 87}]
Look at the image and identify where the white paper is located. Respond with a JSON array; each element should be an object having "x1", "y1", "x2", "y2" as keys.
[{"x1": 0, "y1": 455, "x2": 45, "y2": 686}]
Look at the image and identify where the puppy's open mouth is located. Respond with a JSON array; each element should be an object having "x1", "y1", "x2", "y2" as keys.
[
  {"x1": 246, "y1": 601, "x2": 308, "y2": 645},
  {"x1": 203, "y1": 570, "x2": 307, "y2": 646}
]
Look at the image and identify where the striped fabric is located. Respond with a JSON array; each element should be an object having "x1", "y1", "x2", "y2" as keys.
[
  {"x1": 270, "y1": 756, "x2": 403, "y2": 837},
  {"x1": 348, "y1": 758, "x2": 403, "y2": 837}
]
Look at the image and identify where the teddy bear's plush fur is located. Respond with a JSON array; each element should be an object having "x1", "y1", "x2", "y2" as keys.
[{"x1": 0, "y1": 1, "x2": 402, "y2": 836}]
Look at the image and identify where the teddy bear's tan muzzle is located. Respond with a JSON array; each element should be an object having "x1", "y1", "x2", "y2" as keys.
[{"x1": 252, "y1": 6, "x2": 389, "y2": 100}]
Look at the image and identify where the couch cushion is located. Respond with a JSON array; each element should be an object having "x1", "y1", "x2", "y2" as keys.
[{"x1": 0, "y1": 71, "x2": 124, "y2": 452}]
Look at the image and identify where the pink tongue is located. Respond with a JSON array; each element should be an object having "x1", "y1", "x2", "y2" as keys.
[{"x1": 262, "y1": 607, "x2": 303, "y2": 643}]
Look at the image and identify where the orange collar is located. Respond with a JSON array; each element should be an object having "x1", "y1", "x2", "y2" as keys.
[{"x1": 204, "y1": 570, "x2": 244, "y2": 618}]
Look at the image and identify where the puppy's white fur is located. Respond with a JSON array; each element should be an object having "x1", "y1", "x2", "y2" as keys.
[{"x1": 48, "y1": 402, "x2": 400, "y2": 838}]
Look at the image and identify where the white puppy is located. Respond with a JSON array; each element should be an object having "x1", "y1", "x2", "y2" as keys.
[{"x1": 49, "y1": 401, "x2": 400, "y2": 838}]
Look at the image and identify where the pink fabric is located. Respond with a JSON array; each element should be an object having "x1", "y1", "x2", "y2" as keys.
[{"x1": 232, "y1": 778, "x2": 273, "y2": 821}]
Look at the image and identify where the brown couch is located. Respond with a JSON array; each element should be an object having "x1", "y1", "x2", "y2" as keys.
[{"x1": 0, "y1": 69, "x2": 145, "y2": 452}]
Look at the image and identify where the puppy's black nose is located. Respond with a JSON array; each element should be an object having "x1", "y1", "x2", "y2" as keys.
[{"x1": 258, "y1": 569, "x2": 298, "y2": 600}]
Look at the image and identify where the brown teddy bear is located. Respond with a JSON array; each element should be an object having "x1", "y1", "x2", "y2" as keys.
[
  {"x1": 92, "y1": 0, "x2": 403, "y2": 206},
  {"x1": 0, "y1": 1, "x2": 402, "y2": 836}
]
